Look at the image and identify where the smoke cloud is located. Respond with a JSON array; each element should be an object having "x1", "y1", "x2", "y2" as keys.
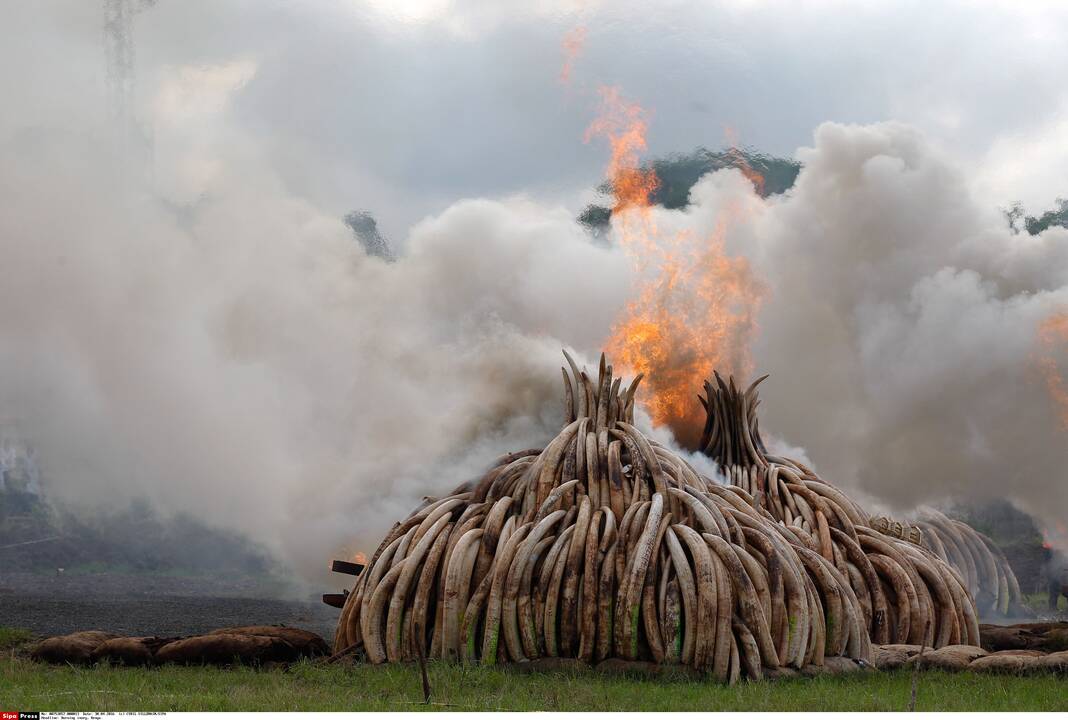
[
  {"x1": 5, "y1": 12, "x2": 1068, "y2": 579},
  {"x1": 592, "y1": 121, "x2": 1068, "y2": 544},
  {"x1": 0, "y1": 55, "x2": 641, "y2": 580},
  {"x1": 687, "y1": 122, "x2": 1068, "y2": 540}
]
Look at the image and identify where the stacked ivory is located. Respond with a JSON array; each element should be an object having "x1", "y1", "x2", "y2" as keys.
[
  {"x1": 912, "y1": 509, "x2": 1023, "y2": 617},
  {"x1": 866, "y1": 512, "x2": 1022, "y2": 616},
  {"x1": 699, "y1": 373, "x2": 1018, "y2": 646},
  {"x1": 334, "y1": 352, "x2": 874, "y2": 681}
]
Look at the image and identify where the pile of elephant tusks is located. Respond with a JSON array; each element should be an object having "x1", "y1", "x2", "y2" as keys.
[
  {"x1": 333, "y1": 350, "x2": 1016, "y2": 681},
  {"x1": 700, "y1": 372, "x2": 1023, "y2": 642}
]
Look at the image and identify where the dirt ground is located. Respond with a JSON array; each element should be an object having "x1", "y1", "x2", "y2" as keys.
[{"x1": 0, "y1": 571, "x2": 339, "y2": 641}]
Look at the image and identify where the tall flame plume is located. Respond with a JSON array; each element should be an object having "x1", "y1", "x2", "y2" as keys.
[
  {"x1": 559, "y1": 27, "x2": 586, "y2": 85},
  {"x1": 586, "y1": 88, "x2": 765, "y2": 447},
  {"x1": 1038, "y1": 310, "x2": 1068, "y2": 430},
  {"x1": 1036, "y1": 310, "x2": 1068, "y2": 555}
]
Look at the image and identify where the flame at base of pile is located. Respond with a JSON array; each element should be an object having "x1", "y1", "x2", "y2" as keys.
[{"x1": 333, "y1": 351, "x2": 998, "y2": 681}]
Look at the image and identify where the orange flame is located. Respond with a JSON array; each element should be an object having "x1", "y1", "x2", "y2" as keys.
[
  {"x1": 583, "y1": 87, "x2": 658, "y2": 214},
  {"x1": 331, "y1": 549, "x2": 367, "y2": 571},
  {"x1": 1043, "y1": 521, "x2": 1068, "y2": 554},
  {"x1": 560, "y1": 27, "x2": 587, "y2": 85},
  {"x1": 586, "y1": 89, "x2": 765, "y2": 446},
  {"x1": 1037, "y1": 310, "x2": 1068, "y2": 429}
]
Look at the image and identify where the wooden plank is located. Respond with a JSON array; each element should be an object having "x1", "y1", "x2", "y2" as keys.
[
  {"x1": 322, "y1": 592, "x2": 347, "y2": 608},
  {"x1": 331, "y1": 559, "x2": 365, "y2": 576}
]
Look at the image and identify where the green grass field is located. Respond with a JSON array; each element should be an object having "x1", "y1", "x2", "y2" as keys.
[
  {"x1": 0, "y1": 627, "x2": 34, "y2": 650},
  {"x1": 2, "y1": 630, "x2": 1065, "y2": 712}
]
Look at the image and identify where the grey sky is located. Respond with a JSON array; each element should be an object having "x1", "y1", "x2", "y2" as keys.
[{"x1": 4, "y1": 1, "x2": 1068, "y2": 242}]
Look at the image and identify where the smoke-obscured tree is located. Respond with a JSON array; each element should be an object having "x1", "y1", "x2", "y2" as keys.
[
  {"x1": 344, "y1": 210, "x2": 395, "y2": 261},
  {"x1": 950, "y1": 500, "x2": 1051, "y2": 594},
  {"x1": 579, "y1": 147, "x2": 801, "y2": 233},
  {"x1": 1005, "y1": 198, "x2": 1068, "y2": 235}
]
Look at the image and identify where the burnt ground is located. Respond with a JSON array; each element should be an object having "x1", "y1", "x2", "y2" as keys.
[{"x1": 0, "y1": 571, "x2": 340, "y2": 641}]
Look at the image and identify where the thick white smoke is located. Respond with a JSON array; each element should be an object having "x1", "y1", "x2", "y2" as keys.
[
  {"x1": 4, "y1": 52, "x2": 1068, "y2": 582},
  {"x1": 675, "y1": 122, "x2": 1068, "y2": 540},
  {"x1": 0, "y1": 60, "x2": 636, "y2": 581}
]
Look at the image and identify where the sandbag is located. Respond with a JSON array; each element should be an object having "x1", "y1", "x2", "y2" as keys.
[
  {"x1": 155, "y1": 633, "x2": 296, "y2": 665},
  {"x1": 979, "y1": 624, "x2": 1033, "y2": 651},
  {"x1": 908, "y1": 644, "x2": 987, "y2": 672},
  {"x1": 1038, "y1": 628, "x2": 1068, "y2": 652},
  {"x1": 90, "y1": 636, "x2": 175, "y2": 666},
  {"x1": 1040, "y1": 650, "x2": 1068, "y2": 674},
  {"x1": 801, "y1": 657, "x2": 866, "y2": 677},
  {"x1": 208, "y1": 626, "x2": 329, "y2": 657},
  {"x1": 969, "y1": 653, "x2": 1045, "y2": 675},
  {"x1": 987, "y1": 649, "x2": 1046, "y2": 657},
  {"x1": 762, "y1": 666, "x2": 801, "y2": 680},
  {"x1": 980, "y1": 622, "x2": 1068, "y2": 653},
  {"x1": 31, "y1": 631, "x2": 117, "y2": 664},
  {"x1": 872, "y1": 645, "x2": 919, "y2": 670},
  {"x1": 881, "y1": 643, "x2": 923, "y2": 654}
]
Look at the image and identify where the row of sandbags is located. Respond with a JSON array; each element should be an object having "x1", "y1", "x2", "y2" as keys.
[
  {"x1": 30, "y1": 626, "x2": 328, "y2": 666},
  {"x1": 872, "y1": 642, "x2": 1068, "y2": 675},
  {"x1": 979, "y1": 622, "x2": 1068, "y2": 653}
]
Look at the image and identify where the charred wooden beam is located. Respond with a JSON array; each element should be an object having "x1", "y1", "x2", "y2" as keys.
[
  {"x1": 322, "y1": 592, "x2": 348, "y2": 609},
  {"x1": 331, "y1": 559, "x2": 365, "y2": 576}
]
